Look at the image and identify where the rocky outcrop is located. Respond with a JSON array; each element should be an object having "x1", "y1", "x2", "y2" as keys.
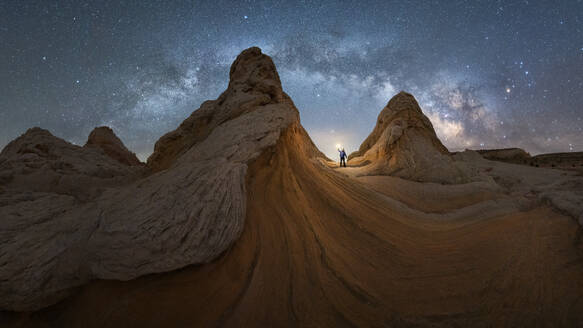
[
  {"x1": 476, "y1": 149, "x2": 583, "y2": 170},
  {"x1": 147, "y1": 47, "x2": 286, "y2": 172},
  {"x1": 0, "y1": 47, "x2": 300, "y2": 311},
  {"x1": 453, "y1": 149, "x2": 583, "y2": 225},
  {"x1": 84, "y1": 126, "x2": 142, "y2": 166},
  {"x1": 530, "y1": 151, "x2": 583, "y2": 169},
  {"x1": 477, "y1": 148, "x2": 531, "y2": 164},
  {"x1": 0, "y1": 127, "x2": 142, "y2": 201},
  {"x1": 349, "y1": 92, "x2": 474, "y2": 183}
]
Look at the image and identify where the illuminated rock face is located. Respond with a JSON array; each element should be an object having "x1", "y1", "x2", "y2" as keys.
[
  {"x1": 348, "y1": 91, "x2": 475, "y2": 184},
  {"x1": 0, "y1": 47, "x2": 300, "y2": 311}
]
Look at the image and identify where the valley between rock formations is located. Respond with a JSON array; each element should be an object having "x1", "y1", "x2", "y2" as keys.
[{"x1": 1, "y1": 47, "x2": 583, "y2": 327}]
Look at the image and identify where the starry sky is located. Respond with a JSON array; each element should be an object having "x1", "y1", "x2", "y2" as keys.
[{"x1": 1, "y1": 0, "x2": 582, "y2": 160}]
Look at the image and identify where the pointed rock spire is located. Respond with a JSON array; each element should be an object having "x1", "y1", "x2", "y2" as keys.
[
  {"x1": 147, "y1": 47, "x2": 292, "y2": 171},
  {"x1": 84, "y1": 126, "x2": 142, "y2": 166},
  {"x1": 349, "y1": 91, "x2": 473, "y2": 183}
]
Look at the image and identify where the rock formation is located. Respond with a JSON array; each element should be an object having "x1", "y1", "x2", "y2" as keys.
[
  {"x1": 2, "y1": 47, "x2": 583, "y2": 328},
  {"x1": 0, "y1": 127, "x2": 142, "y2": 201},
  {"x1": 147, "y1": 47, "x2": 287, "y2": 172},
  {"x1": 477, "y1": 148, "x2": 531, "y2": 164},
  {"x1": 0, "y1": 47, "x2": 304, "y2": 311},
  {"x1": 348, "y1": 91, "x2": 474, "y2": 183},
  {"x1": 530, "y1": 151, "x2": 583, "y2": 168},
  {"x1": 84, "y1": 126, "x2": 142, "y2": 166}
]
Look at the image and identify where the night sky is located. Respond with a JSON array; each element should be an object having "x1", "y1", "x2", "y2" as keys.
[{"x1": 1, "y1": 0, "x2": 582, "y2": 160}]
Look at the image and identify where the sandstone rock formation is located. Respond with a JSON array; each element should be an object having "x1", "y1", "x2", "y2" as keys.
[
  {"x1": 0, "y1": 127, "x2": 142, "y2": 201},
  {"x1": 476, "y1": 148, "x2": 583, "y2": 170},
  {"x1": 0, "y1": 47, "x2": 303, "y2": 311},
  {"x1": 530, "y1": 151, "x2": 583, "y2": 169},
  {"x1": 2, "y1": 47, "x2": 583, "y2": 328},
  {"x1": 477, "y1": 148, "x2": 531, "y2": 164},
  {"x1": 5, "y1": 110, "x2": 583, "y2": 327},
  {"x1": 452, "y1": 149, "x2": 583, "y2": 221},
  {"x1": 348, "y1": 91, "x2": 474, "y2": 183},
  {"x1": 147, "y1": 47, "x2": 287, "y2": 172},
  {"x1": 84, "y1": 126, "x2": 142, "y2": 166}
]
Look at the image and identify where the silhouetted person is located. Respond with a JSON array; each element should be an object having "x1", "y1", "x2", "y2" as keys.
[{"x1": 338, "y1": 148, "x2": 347, "y2": 167}]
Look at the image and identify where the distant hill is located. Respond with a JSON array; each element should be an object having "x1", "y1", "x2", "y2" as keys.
[{"x1": 476, "y1": 147, "x2": 583, "y2": 169}]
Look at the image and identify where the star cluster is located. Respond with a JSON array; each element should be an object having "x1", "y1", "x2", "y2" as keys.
[{"x1": 1, "y1": 0, "x2": 582, "y2": 160}]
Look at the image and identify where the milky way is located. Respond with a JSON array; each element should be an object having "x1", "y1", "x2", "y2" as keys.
[{"x1": 1, "y1": 0, "x2": 582, "y2": 160}]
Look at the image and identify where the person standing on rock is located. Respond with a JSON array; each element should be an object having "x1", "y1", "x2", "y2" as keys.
[{"x1": 338, "y1": 148, "x2": 347, "y2": 167}]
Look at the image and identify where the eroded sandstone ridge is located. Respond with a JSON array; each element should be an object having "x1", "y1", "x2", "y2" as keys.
[
  {"x1": 0, "y1": 47, "x2": 301, "y2": 311},
  {"x1": 348, "y1": 91, "x2": 474, "y2": 183}
]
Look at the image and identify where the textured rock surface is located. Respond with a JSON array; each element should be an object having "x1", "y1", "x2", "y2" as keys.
[
  {"x1": 452, "y1": 149, "x2": 583, "y2": 223},
  {"x1": 84, "y1": 126, "x2": 142, "y2": 166},
  {"x1": 5, "y1": 114, "x2": 583, "y2": 327},
  {"x1": 348, "y1": 92, "x2": 474, "y2": 183},
  {"x1": 147, "y1": 46, "x2": 286, "y2": 172},
  {"x1": 0, "y1": 127, "x2": 142, "y2": 201},
  {"x1": 0, "y1": 47, "x2": 299, "y2": 311},
  {"x1": 2, "y1": 46, "x2": 582, "y2": 325}
]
